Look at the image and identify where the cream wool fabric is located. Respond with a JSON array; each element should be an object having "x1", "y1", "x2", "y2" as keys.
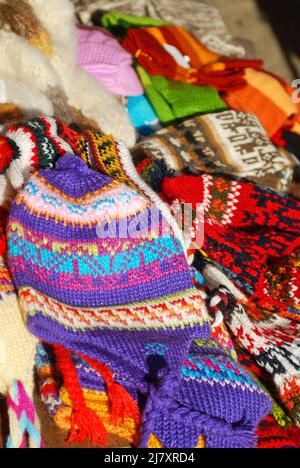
[{"x1": 0, "y1": 0, "x2": 136, "y2": 146}]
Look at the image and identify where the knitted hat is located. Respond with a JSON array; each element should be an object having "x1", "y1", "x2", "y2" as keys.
[
  {"x1": 99, "y1": 4, "x2": 248, "y2": 58},
  {"x1": 76, "y1": 27, "x2": 143, "y2": 97},
  {"x1": 0, "y1": 258, "x2": 42, "y2": 448},
  {"x1": 161, "y1": 174, "x2": 300, "y2": 299},
  {"x1": 137, "y1": 66, "x2": 227, "y2": 126},
  {"x1": 224, "y1": 68, "x2": 300, "y2": 137},
  {"x1": 147, "y1": 341, "x2": 272, "y2": 448},
  {"x1": 7, "y1": 154, "x2": 210, "y2": 446}
]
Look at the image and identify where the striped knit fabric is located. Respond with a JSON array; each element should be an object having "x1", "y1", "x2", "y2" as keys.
[
  {"x1": 224, "y1": 69, "x2": 300, "y2": 137},
  {"x1": 131, "y1": 110, "x2": 299, "y2": 197}
]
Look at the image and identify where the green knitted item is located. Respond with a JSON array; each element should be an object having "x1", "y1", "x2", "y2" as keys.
[
  {"x1": 101, "y1": 11, "x2": 167, "y2": 36},
  {"x1": 137, "y1": 66, "x2": 227, "y2": 126}
]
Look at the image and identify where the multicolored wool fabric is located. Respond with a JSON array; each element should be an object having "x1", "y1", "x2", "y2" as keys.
[
  {"x1": 0, "y1": 116, "x2": 76, "y2": 209},
  {"x1": 223, "y1": 69, "x2": 300, "y2": 138},
  {"x1": 136, "y1": 67, "x2": 227, "y2": 127},
  {"x1": 73, "y1": 0, "x2": 249, "y2": 58},
  {"x1": 257, "y1": 415, "x2": 300, "y2": 448},
  {"x1": 7, "y1": 154, "x2": 213, "y2": 448},
  {"x1": 132, "y1": 110, "x2": 299, "y2": 197},
  {"x1": 191, "y1": 264, "x2": 300, "y2": 448},
  {"x1": 35, "y1": 324, "x2": 271, "y2": 448},
  {"x1": 236, "y1": 346, "x2": 300, "y2": 448},
  {"x1": 209, "y1": 281, "x2": 300, "y2": 424},
  {"x1": 122, "y1": 25, "x2": 262, "y2": 92},
  {"x1": 159, "y1": 174, "x2": 300, "y2": 424}
]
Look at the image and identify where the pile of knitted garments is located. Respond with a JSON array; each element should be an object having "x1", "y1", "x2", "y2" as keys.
[{"x1": 132, "y1": 110, "x2": 299, "y2": 197}]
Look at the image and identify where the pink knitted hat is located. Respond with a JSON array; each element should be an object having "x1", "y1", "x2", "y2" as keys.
[{"x1": 76, "y1": 26, "x2": 143, "y2": 97}]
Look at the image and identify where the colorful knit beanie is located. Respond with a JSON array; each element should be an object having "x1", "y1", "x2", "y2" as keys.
[
  {"x1": 132, "y1": 110, "x2": 299, "y2": 197},
  {"x1": 0, "y1": 258, "x2": 42, "y2": 448},
  {"x1": 76, "y1": 26, "x2": 143, "y2": 97},
  {"x1": 7, "y1": 154, "x2": 211, "y2": 447}
]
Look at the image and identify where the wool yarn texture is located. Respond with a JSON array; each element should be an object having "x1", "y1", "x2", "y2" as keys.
[
  {"x1": 223, "y1": 69, "x2": 300, "y2": 139},
  {"x1": 160, "y1": 174, "x2": 300, "y2": 423},
  {"x1": 35, "y1": 318, "x2": 272, "y2": 447},
  {"x1": 137, "y1": 67, "x2": 227, "y2": 127},
  {"x1": 0, "y1": 257, "x2": 42, "y2": 448},
  {"x1": 73, "y1": 0, "x2": 249, "y2": 58},
  {"x1": 122, "y1": 25, "x2": 262, "y2": 92},
  {"x1": 127, "y1": 95, "x2": 162, "y2": 136},
  {"x1": 76, "y1": 26, "x2": 143, "y2": 97},
  {"x1": 0, "y1": 0, "x2": 135, "y2": 146},
  {"x1": 7, "y1": 154, "x2": 213, "y2": 447},
  {"x1": 0, "y1": 117, "x2": 77, "y2": 209},
  {"x1": 132, "y1": 110, "x2": 299, "y2": 197}
]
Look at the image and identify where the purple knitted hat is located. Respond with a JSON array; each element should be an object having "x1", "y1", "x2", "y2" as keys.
[
  {"x1": 7, "y1": 154, "x2": 210, "y2": 446},
  {"x1": 77, "y1": 26, "x2": 143, "y2": 97}
]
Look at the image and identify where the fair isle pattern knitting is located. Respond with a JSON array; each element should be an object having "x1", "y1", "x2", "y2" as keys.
[
  {"x1": 0, "y1": 258, "x2": 42, "y2": 448},
  {"x1": 0, "y1": 117, "x2": 75, "y2": 208},
  {"x1": 80, "y1": 129, "x2": 188, "y2": 255}
]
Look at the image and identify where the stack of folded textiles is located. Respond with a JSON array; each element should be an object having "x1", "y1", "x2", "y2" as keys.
[{"x1": 0, "y1": 0, "x2": 299, "y2": 450}]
